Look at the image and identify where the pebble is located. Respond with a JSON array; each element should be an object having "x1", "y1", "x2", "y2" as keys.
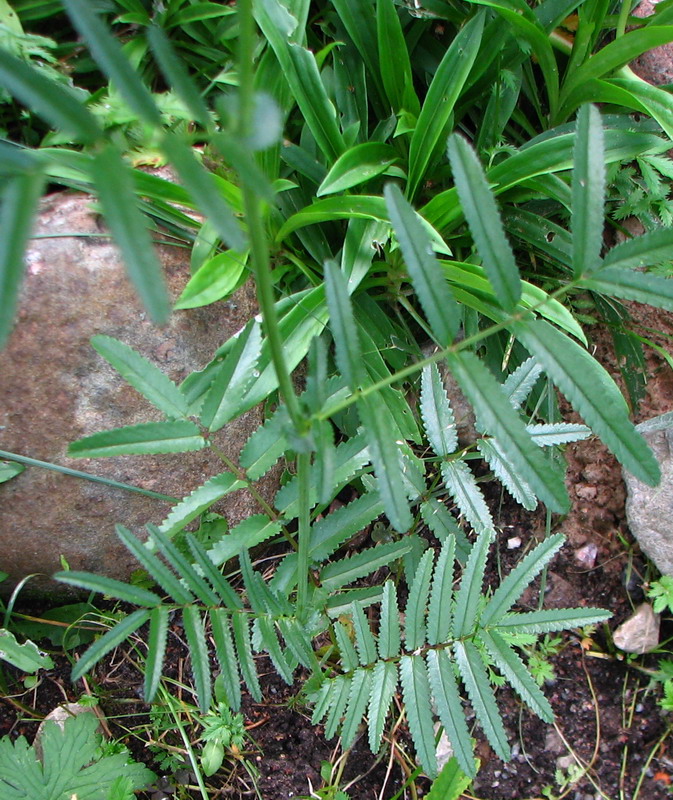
[
  {"x1": 507, "y1": 536, "x2": 522, "y2": 549},
  {"x1": 574, "y1": 542, "x2": 598, "y2": 569},
  {"x1": 613, "y1": 603, "x2": 660, "y2": 653}
]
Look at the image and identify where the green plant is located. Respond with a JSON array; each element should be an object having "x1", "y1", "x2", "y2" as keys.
[
  {"x1": 648, "y1": 576, "x2": 673, "y2": 615},
  {"x1": 199, "y1": 703, "x2": 247, "y2": 777}
]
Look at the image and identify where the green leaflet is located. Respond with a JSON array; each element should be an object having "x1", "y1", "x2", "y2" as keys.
[
  {"x1": 158, "y1": 472, "x2": 244, "y2": 538},
  {"x1": 525, "y1": 423, "x2": 591, "y2": 446},
  {"x1": 453, "y1": 528, "x2": 494, "y2": 638},
  {"x1": 91, "y1": 335, "x2": 190, "y2": 419},
  {"x1": 258, "y1": 617, "x2": 295, "y2": 684},
  {"x1": 240, "y1": 405, "x2": 290, "y2": 481},
  {"x1": 209, "y1": 609, "x2": 241, "y2": 710},
  {"x1": 477, "y1": 438, "x2": 537, "y2": 510},
  {"x1": 309, "y1": 490, "x2": 384, "y2": 562},
  {"x1": 187, "y1": 536, "x2": 243, "y2": 610},
  {"x1": 407, "y1": 12, "x2": 484, "y2": 199},
  {"x1": 53, "y1": 572, "x2": 161, "y2": 608},
  {"x1": 425, "y1": 756, "x2": 473, "y2": 800},
  {"x1": 441, "y1": 460, "x2": 494, "y2": 533},
  {"x1": 0, "y1": 169, "x2": 45, "y2": 348},
  {"x1": 334, "y1": 621, "x2": 359, "y2": 673},
  {"x1": 232, "y1": 612, "x2": 262, "y2": 702},
  {"x1": 420, "y1": 364, "x2": 458, "y2": 457},
  {"x1": 320, "y1": 540, "x2": 412, "y2": 592},
  {"x1": 325, "y1": 261, "x2": 363, "y2": 389},
  {"x1": 317, "y1": 143, "x2": 398, "y2": 196},
  {"x1": 68, "y1": 420, "x2": 206, "y2": 458},
  {"x1": 454, "y1": 639, "x2": 511, "y2": 762},
  {"x1": 495, "y1": 607, "x2": 611, "y2": 635},
  {"x1": 444, "y1": 350, "x2": 569, "y2": 512},
  {"x1": 144, "y1": 607, "x2": 169, "y2": 704},
  {"x1": 183, "y1": 605, "x2": 211, "y2": 711},
  {"x1": 341, "y1": 668, "x2": 373, "y2": 748},
  {"x1": 379, "y1": 581, "x2": 401, "y2": 660},
  {"x1": 400, "y1": 654, "x2": 438, "y2": 778},
  {"x1": 600, "y1": 227, "x2": 673, "y2": 272},
  {"x1": 447, "y1": 134, "x2": 521, "y2": 311},
  {"x1": 579, "y1": 267, "x2": 673, "y2": 312},
  {"x1": 420, "y1": 498, "x2": 471, "y2": 563},
  {"x1": 206, "y1": 515, "x2": 282, "y2": 568},
  {"x1": 368, "y1": 660, "x2": 398, "y2": 752},
  {"x1": 512, "y1": 319, "x2": 660, "y2": 486},
  {"x1": 0, "y1": 629, "x2": 53, "y2": 673},
  {"x1": 405, "y1": 549, "x2": 434, "y2": 651},
  {"x1": 324, "y1": 675, "x2": 352, "y2": 739},
  {"x1": 385, "y1": 184, "x2": 459, "y2": 346},
  {"x1": 427, "y1": 537, "x2": 455, "y2": 647},
  {"x1": 571, "y1": 105, "x2": 605, "y2": 277}
]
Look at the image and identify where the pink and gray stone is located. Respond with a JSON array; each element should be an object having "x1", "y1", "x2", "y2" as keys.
[{"x1": 0, "y1": 192, "x2": 271, "y2": 594}]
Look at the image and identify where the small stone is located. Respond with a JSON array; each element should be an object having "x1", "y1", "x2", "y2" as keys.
[
  {"x1": 544, "y1": 727, "x2": 565, "y2": 754},
  {"x1": 556, "y1": 754, "x2": 575, "y2": 771},
  {"x1": 574, "y1": 542, "x2": 598, "y2": 569},
  {"x1": 576, "y1": 484, "x2": 598, "y2": 501},
  {"x1": 613, "y1": 603, "x2": 660, "y2": 654},
  {"x1": 507, "y1": 536, "x2": 522, "y2": 549}
]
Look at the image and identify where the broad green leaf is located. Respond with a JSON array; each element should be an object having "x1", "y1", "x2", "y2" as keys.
[
  {"x1": 376, "y1": 0, "x2": 419, "y2": 115},
  {"x1": 407, "y1": 12, "x2": 484, "y2": 199},
  {"x1": 426, "y1": 649, "x2": 475, "y2": 778},
  {"x1": 477, "y1": 438, "x2": 537, "y2": 510},
  {"x1": 448, "y1": 134, "x2": 521, "y2": 310},
  {"x1": 0, "y1": 629, "x2": 53, "y2": 672},
  {"x1": 175, "y1": 250, "x2": 249, "y2": 310},
  {"x1": 478, "y1": 629, "x2": 553, "y2": 721},
  {"x1": 276, "y1": 196, "x2": 388, "y2": 242},
  {"x1": 0, "y1": 170, "x2": 45, "y2": 348},
  {"x1": 166, "y1": 2, "x2": 235, "y2": 26},
  {"x1": 325, "y1": 261, "x2": 363, "y2": 388},
  {"x1": 453, "y1": 528, "x2": 494, "y2": 638},
  {"x1": 421, "y1": 364, "x2": 458, "y2": 456},
  {"x1": 53, "y1": 571, "x2": 162, "y2": 607},
  {"x1": 385, "y1": 184, "x2": 459, "y2": 346},
  {"x1": 379, "y1": 580, "x2": 401, "y2": 660},
  {"x1": 68, "y1": 421, "x2": 206, "y2": 458},
  {"x1": 512, "y1": 319, "x2": 660, "y2": 486},
  {"x1": 317, "y1": 143, "x2": 398, "y2": 196},
  {"x1": 572, "y1": 105, "x2": 605, "y2": 277},
  {"x1": 91, "y1": 335, "x2": 189, "y2": 418},
  {"x1": 405, "y1": 549, "x2": 435, "y2": 651},
  {"x1": 445, "y1": 351, "x2": 569, "y2": 512},
  {"x1": 159, "y1": 472, "x2": 244, "y2": 538},
  {"x1": 341, "y1": 668, "x2": 372, "y2": 748},
  {"x1": 426, "y1": 756, "x2": 473, "y2": 800},
  {"x1": 62, "y1": 0, "x2": 161, "y2": 126},
  {"x1": 601, "y1": 228, "x2": 673, "y2": 272},
  {"x1": 144, "y1": 606, "x2": 168, "y2": 704},
  {"x1": 441, "y1": 460, "x2": 494, "y2": 533},
  {"x1": 368, "y1": 660, "x2": 398, "y2": 752},
  {"x1": 71, "y1": 608, "x2": 151, "y2": 682},
  {"x1": 0, "y1": 461, "x2": 24, "y2": 483},
  {"x1": 400, "y1": 654, "x2": 438, "y2": 778},
  {"x1": 427, "y1": 537, "x2": 456, "y2": 646},
  {"x1": 609, "y1": 76, "x2": 673, "y2": 142},
  {"x1": 357, "y1": 395, "x2": 413, "y2": 532},
  {"x1": 182, "y1": 605, "x2": 211, "y2": 711},
  {"x1": 454, "y1": 639, "x2": 510, "y2": 762},
  {"x1": 206, "y1": 515, "x2": 282, "y2": 567},
  {"x1": 320, "y1": 540, "x2": 412, "y2": 592},
  {"x1": 495, "y1": 607, "x2": 611, "y2": 635},
  {"x1": 209, "y1": 609, "x2": 241, "y2": 709},
  {"x1": 91, "y1": 144, "x2": 170, "y2": 324},
  {"x1": 579, "y1": 267, "x2": 673, "y2": 312},
  {"x1": 310, "y1": 491, "x2": 384, "y2": 562},
  {"x1": 481, "y1": 534, "x2": 565, "y2": 627},
  {"x1": 232, "y1": 613, "x2": 262, "y2": 702}
]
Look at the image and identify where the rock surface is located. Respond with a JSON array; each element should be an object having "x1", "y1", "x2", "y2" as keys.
[
  {"x1": 0, "y1": 192, "x2": 273, "y2": 594},
  {"x1": 632, "y1": 0, "x2": 673, "y2": 85},
  {"x1": 624, "y1": 412, "x2": 673, "y2": 576},
  {"x1": 612, "y1": 602, "x2": 660, "y2": 653}
]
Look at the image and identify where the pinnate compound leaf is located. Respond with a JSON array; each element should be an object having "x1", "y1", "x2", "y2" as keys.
[
  {"x1": 341, "y1": 668, "x2": 372, "y2": 748},
  {"x1": 91, "y1": 336, "x2": 189, "y2": 418},
  {"x1": 572, "y1": 105, "x2": 605, "y2": 277},
  {"x1": 478, "y1": 629, "x2": 553, "y2": 722},
  {"x1": 448, "y1": 134, "x2": 521, "y2": 311},
  {"x1": 454, "y1": 639, "x2": 510, "y2": 762},
  {"x1": 426, "y1": 649, "x2": 475, "y2": 778},
  {"x1": 405, "y1": 548, "x2": 435, "y2": 651},
  {"x1": 441, "y1": 460, "x2": 494, "y2": 533},
  {"x1": 421, "y1": 364, "x2": 458, "y2": 456},
  {"x1": 53, "y1": 571, "x2": 161, "y2": 607},
  {"x1": 368, "y1": 660, "x2": 398, "y2": 752},
  {"x1": 453, "y1": 528, "x2": 494, "y2": 638},
  {"x1": 159, "y1": 472, "x2": 244, "y2": 537},
  {"x1": 400, "y1": 654, "x2": 438, "y2": 778},
  {"x1": 477, "y1": 438, "x2": 537, "y2": 510},
  {"x1": 578, "y1": 266, "x2": 673, "y2": 313},
  {"x1": 495, "y1": 607, "x2": 611, "y2": 635},
  {"x1": 481, "y1": 534, "x2": 565, "y2": 627},
  {"x1": 427, "y1": 536, "x2": 456, "y2": 646},
  {"x1": 445, "y1": 351, "x2": 569, "y2": 513},
  {"x1": 512, "y1": 319, "x2": 660, "y2": 486},
  {"x1": 325, "y1": 260, "x2": 363, "y2": 389},
  {"x1": 385, "y1": 184, "x2": 459, "y2": 346},
  {"x1": 182, "y1": 605, "x2": 211, "y2": 711},
  {"x1": 144, "y1": 606, "x2": 168, "y2": 704}
]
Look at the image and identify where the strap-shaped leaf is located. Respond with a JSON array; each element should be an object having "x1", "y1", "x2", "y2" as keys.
[
  {"x1": 453, "y1": 528, "x2": 494, "y2": 638},
  {"x1": 368, "y1": 660, "x2": 398, "y2": 752},
  {"x1": 240, "y1": 405, "x2": 290, "y2": 480},
  {"x1": 317, "y1": 143, "x2": 398, "y2": 196},
  {"x1": 91, "y1": 144, "x2": 170, "y2": 324},
  {"x1": 572, "y1": 105, "x2": 605, "y2": 277},
  {"x1": 385, "y1": 184, "x2": 459, "y2": 346},
  {"x1": 351, "y1": 603, "x2": 377, "y2": 666},
  {"x1": 257, "y1": 617, "x2": 295, "y2": 684},
  {"x1": 200, "y1": 320, "x2": 263, "y2": 432},
  {"x1": 400, "y1": 654, "x2": 438, "y2": 778},
  {"x1": 144, "y1": 606, "x2": 169, "y2": 704},
  {"x1": 445, "y1": 351, "x2": 569, "y2": 512},
  {"x1": 477, "y1": 438, "x2": 537, "y2": 510},
  {"x1": 325, "y1": 260, "x2": 364, "y2": 389},
  {"x1": 320, "y1": 540, "x2": 412, "y2": 592},
  {"x1": 53, "y1": 571, "x2": 161, "y2": 607},
  {"x1": 441, "y1": 460, "x2": 494, "y2": 533},
  {"x1": 376, "y1": 0, "x2": 419, "y2": 115},
  {"x1": 454, "y1": 639, "x2": 510, "y2": 762},
  {"x1": 421, "y1": 364, "x2": 458, "y2": 456},
  {"x1": 116, "y1": 525, "x2": 194, "y2": 604},
  {"x1": 68, "y1": 420, "x2": 206, "y2": 458},
  {"x1": 502, "y1": 357, "x2": 543, "y2": 409},
  {"x1": 91, "y1": 336, "x2": 189, "y2": 419},
  {"x1": 579, "y1": 266, "x2": 673, "y2": 312},
  {"x1": 512, "y1": 319, "x2": 660, "y2": 486},
  {"x1": 187, "y1": 535, "x2": 243, "y2": 610},
  {"x1": 324, "y1": 675, "x2": 352, "y2": 739},
  {"x1": 427, "y1": 537, "x2": 456, "y2": 646},
  {"x1": 405, "y1": 549, "x2": 435, "y2": 651},
  {"x1": 232, "y1": 613, "x2": 262, "y2": 702},
  {"x1": 525, "y1": 423, "x2": 592, "y2": 446},
  {"x1": 448, "y1": 134, "x2": 521, "y2": 311},
  {"x1": 495, "y1": 607, "x2": 610, "y2": 635},
  {"x1": 426, "y1": 649, "x2": 475, "y2": 778},
  {"x1": 0, "y1": 169, "x2": 45, "y2": 348},
  {"x1": 341, "y1": 668, "x2": 372, "y2": 748},
  {"x1": 207, "y1": 515, "x2": 281, "y2": 568},
  {"x1": 357, "y1": 395, "x2": 412, "y2": 532},
  {"x1": 71, "y1": 608, "x2": 150, "y2": 682},
  {"x1": 420, "y1": 499, "x2": 471, "y2": 564},
  {"x1": 481, "y1": 533, "x2": 565, "y2": 627},
  {"x1": 159, "y1": 472, "x2": 244, "y2": 538},
  {"x1": 379, "y1": 581, "x2": 401, "y2": 660},
  {"x1": 600, "y1": 227, "x2": 673, "y2": 272},
  {"x1": 209, "y1": 608, "x2": 241, "y2": 709},
  {"x1": 334, "y1": 621, "x2": 359, "y2": 673},
  {"x1": 182, "y1": 606, "x2": 211, "y2": 711},
  {"x1": 478, "y1": 629, "x2": 553, "y2": 722},
  {"x1": 310, "y1": 491, "x2": 384, "y2": 562}
]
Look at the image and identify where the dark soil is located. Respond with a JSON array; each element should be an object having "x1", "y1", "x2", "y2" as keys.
[{"x1": 2, "y1": 301, "x2": 673, "y2": 800}]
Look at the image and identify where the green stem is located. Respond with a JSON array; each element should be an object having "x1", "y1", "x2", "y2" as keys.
[
  {"x1": 296, "y1": 449, "x2": 312, "y2": 620},
  {"x1": 616, "y1": 0, "x2": 631, "y2": 39}
]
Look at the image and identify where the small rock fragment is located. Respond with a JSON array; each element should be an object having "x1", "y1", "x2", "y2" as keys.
[
  {"x1": 507, "y1": 536, "x2": 522, "y2": 549},
  {"x1": 574, "y1": 542, "x2": 598, "y2": 570},
  {"x1": 613, "y1": 603, "x2": 660, "y2": 654}
]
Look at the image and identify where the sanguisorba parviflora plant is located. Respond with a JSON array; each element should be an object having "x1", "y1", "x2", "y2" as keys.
[{"x1": 3, "y1": 0, "x2": 673, "y2": 787}]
